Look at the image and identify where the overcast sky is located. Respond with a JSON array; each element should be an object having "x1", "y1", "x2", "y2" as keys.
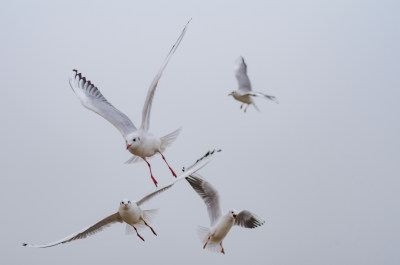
[{"x1": 1, "y1": 0, "x2": 400, "y2": 264}]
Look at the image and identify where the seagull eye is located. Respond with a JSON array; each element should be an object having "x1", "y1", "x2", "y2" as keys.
[
  {"x1": 133, "y1": 138, "x2": 136, "y2": 142},
  {"x1": 128, "y1": 201, "x2": 131, "y2": 204}
]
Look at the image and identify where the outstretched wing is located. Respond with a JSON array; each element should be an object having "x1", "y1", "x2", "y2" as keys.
[
  {"x1": 244, "y1": 91, "x2": 278, "y2": 104},
  {"x1": 22, "y1": 213, "x2": 123, "y2": 248},
  {"x1": 140, "y1": 19, "x2": 191, "y2": 131},
  {"x1": 235, "y1": 210, "x2": 265, "y2": 228},
  {"x1": 69, "y1": 70, "x2": 137, "y2": 138},
  {"x1": 186, "y1": 173, "x2": 222, "y2": 226},
  {"x1": 136, "y1": 148, "x2": 220, "y2": 206},
  {"x1": 234, "y1": 56, "x2": 252, "y2": 92}
]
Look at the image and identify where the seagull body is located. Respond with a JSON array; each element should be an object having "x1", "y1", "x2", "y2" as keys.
[
  {"x1": 229, "y1": 56, "x2": 278, "y2": 112},
  {"x1": 186, "y1": 174, "x2": 265, "y2": 254},
  {"x1": 69, "y1": 20, "x2": 190, "y2": 186},
  {"x1": 22, "y1": 149, "x2": 221, "y2": 248}
]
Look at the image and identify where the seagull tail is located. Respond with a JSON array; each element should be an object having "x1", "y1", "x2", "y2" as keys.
[
  {"x1": 124, "y1": 155, "x2": 143, "y2": 164},
  {"x1": 197, "y1": 226, "x2": 221, "y2": 252},
  {"x1": 160, "y1": 128, "x2": 181, "y2": 152},
  {"x1": 252, "y1": 101, "x2": 260, "y2": 112}
]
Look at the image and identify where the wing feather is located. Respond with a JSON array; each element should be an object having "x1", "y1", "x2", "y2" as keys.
[
  {"x1": 22, "y1": 213, "x2": 123, "y2": 248},
  {"x1": 235, "y1": 210, "x2": 265, "y2": 229},
  {"x1": 186, "y1": 174, "x2": 222, "y2": 226},
  {"x1": 234, "y1": 56, "x2": 252, "y2": 92},
  {"x1": 136, "y1": 148, "x2": 220, "y2": 206},
  {"x1": 69, "y1": 70, "x2": 137, "y2": 138},
  {"x1": 140, "y1": 19, "x2": 191, "y2": 131}
]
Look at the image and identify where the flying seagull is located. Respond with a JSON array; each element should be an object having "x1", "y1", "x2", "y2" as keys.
[
  {"x1": 185, "y1": 173, "x2": 265, "y2": 254},
  {"x1": 69, "y1": 20, "x2": 191, "y2": 187},
  {"x1": 22, "y1": 149, "x2": 221, "y2": 248},
  {"x1": 228, "y1": 56, "x2": 278, "y2": 112}
]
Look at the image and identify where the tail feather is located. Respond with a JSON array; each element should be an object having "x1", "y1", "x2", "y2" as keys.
[
  {"x1": 197, "y1": 226, "x2": 210, "y2": 245},
  {"x1": 252, "y1": 101, "x2": 260, "y2": 112},
  {"x1": 142, "y1": 208, "x2": 159, "y2": 224},
  {"x1": 160, "y1": 128, "x2": 181, "y2": 152},
  {"x1": 124, "y1": 155, "x2": 143, "y2": 164}
]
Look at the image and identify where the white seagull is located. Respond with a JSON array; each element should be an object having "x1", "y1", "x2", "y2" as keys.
[
  {"x1": 186, "y1": 174, "x2": 265, "y2": 254},
  {"x1": 229, "y1": 56, "x2": 278, "y2": 112},
  {"x1": 69, "y1": 20, "x2": 191, "y2": 187},
  {"x1": 22, "y1": 149, "x2": 221, "y2": 248}
]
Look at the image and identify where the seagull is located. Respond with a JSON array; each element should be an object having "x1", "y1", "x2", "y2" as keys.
[
  {"x1": 69, "y1": 20, "x2": 191, "y2": 187},
  {"x1": 185, "y1": 174, "x2": 265, "y2": 254},
  {"x1": 228, "y1": 56, "x2": 278, "y2": 112},
  {"x1": 22, "y1": 149, "x2": 221, "y2": 248}
]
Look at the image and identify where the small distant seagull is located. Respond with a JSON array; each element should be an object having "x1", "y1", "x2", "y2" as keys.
[
  {"x1": 185, "y1": 174, "x2": 265, "y2": 254},
  {"x1": 69, "y1": 20, "x2": 191, "y2": 187},
  {"x1": 228, "y1": 56, "x2": 278, "y2": 112},
  {"x1": 22, "y1": 149, "x2": 221, "y2": 248}
]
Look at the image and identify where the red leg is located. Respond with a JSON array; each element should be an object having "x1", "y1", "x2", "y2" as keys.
[
  {"x1": 159, "y1": 152, "x2": 177, "y2": 178},
  {"x1": 203, "y1": 236, "x2": 210, "y2": 249},
  {"x1": 144, "y1": 159, "x2": 158, "y2": 187},
  {"x1": 220, "y1": 242, "x2": 225, "y2": 254},
  {"x1": 143, "y1": 220, "x2": 157, "y2": 236},
  {"x1": 132, "y1": 226, "x2": 145, "y2": 241}
]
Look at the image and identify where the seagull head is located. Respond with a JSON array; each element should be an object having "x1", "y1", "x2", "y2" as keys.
[
  {"x1": 125, "y1": 133, "x2": 142, "y2": 150},
  {"x1": 228, "y1": 91, "x2": 235, "y2": 97},
  {"x1": 229, "y1": 210, "x2": 238, "y2": 222},
  {"x1": 120, "y1": 199, "x2": 132, "y2": 209}
]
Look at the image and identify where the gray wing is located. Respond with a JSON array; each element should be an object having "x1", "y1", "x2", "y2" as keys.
[
  {"x1": 137, "y1": 148, "x2": 220, "y2": 206},
  {"x1": 186, "y1": 173, "x2": 222, "y2": 226},
  {"x1": 235, "y1": 210, "x2": 265, "y2": 228},
  {"x1": 140, "y1": 19, "x2": 191, "y2": 131},
  {"x1": 234, "y1": 56, "x2": 252, "y2": 92},
  {"x1": 69, "y1": 70, "x2": 137, "y2": 138},
  {"x1": 22, "y1": 212, "x2": 123, "y2": 248},
  {"x1": 243, "y1": 91, "x2": 278, "y2": 104}
]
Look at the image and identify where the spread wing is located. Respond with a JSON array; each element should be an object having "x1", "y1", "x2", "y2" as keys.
[
  {"x1": 235, "y1": 210, "x2": 265, "y2": 228},
  {"x1": 243, "y1": 91, "x2": 278, "y2": 103},
  {"x1": 22, "y1": 213, "x2": 123, "y2": 248},
  {"x1": 234, "y1": 56, "x2": 252, "y2": 92},
  {"x1": 186, "y1": 173, "x2": 222, "y2": 226},
  {"x1": 136, "y1": 148, "x2": 220, "y2": 206},
  {"x1": 140, "y1": 19, "x2": 191, "y2": 131},
  {"x1": 69, "y1": 70, "x2": 137, "y2": 138}
]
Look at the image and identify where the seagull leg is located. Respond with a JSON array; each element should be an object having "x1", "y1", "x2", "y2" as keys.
[
  {"x1": 240, "y1": 104, "x2": 243, "y2": 109},
  {"x1": 143, "y1": 220, "x2": 157, "y2": 236},
  {"x1": 159, "y1": 152, "x2": 177, "y2": 178},
  {"x1": 203, "y1": 236, "x2": 210, "y2": 249},
  {"x1": 244, "y1": 104, "x2": 249, "y2": 113},
  {"x1": 143, "y1": 158, "x2": 158, "y2": 187},
  {"x1": 132, "y1": 225, "x2": 145, "y2": 241},
  {"x1": 220, "y1": 242, "x2": 225, "y2": 254}
]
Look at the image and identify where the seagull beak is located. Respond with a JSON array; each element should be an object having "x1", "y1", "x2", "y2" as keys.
[
  {"x1": 233, "y1": 214, "x2": 237, "y2": 221},
  {"x1": 126, "y1": 144, "x2": 131, "y2": 150}
]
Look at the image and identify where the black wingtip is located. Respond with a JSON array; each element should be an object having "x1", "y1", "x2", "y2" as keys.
[{"x1": 22, "y1": 243, "x2": 27, "y2": 247}]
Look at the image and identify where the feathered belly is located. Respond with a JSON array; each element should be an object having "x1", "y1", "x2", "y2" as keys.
[{"x1": 234, "y1": 94, "x2": 252, "y2": 104}]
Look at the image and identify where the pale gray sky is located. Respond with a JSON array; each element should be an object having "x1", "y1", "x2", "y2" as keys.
[{"x1": 1, "y1": 0, "x2": 400, "y2": 264}]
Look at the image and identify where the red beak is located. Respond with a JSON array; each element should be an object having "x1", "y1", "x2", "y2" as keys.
[
  {"x1": 126, "y1": 144, "x2": 131, "y2": 150},
  {"x1": 233, "y1": 214, "x2": 237, "y2": 221}
]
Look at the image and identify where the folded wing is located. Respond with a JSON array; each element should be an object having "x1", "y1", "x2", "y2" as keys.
[
  {"x1": 69, "y1": 70, "x2": 137, "y2": 138},
  {"x1": 22, "y1": 212, "x2": 123, "y2": 248}
]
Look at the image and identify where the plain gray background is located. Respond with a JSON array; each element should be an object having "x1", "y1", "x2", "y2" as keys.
[{"x1": 1, "y1": 0, "x2": 399, "y2": 264}]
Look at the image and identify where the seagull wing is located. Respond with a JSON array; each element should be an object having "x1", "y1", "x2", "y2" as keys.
[
  {"x1": 243, "y1": 91, "x2": 278, "y2": 103},
  {"x1": 186, "y1": 173, "x2": 222, "y2": 226},
  {"x1": 136, "y1": 148, "x2": 220, "y2": 206},
  {"x1": 69, "y1": 70, "x2": 137, "y2": 138},
  {"x1": 22, "y1": 212, "x2": 123, "y2": 248},
  {"x1": 234, "y1": 56, "x2": 252, "y2": 92},
  {"x1": 235, "y1": 210, "x2": 265, "y2": 228},
  {"x1": 140, "y1": 19, "x2": 190, "y2": 131}
]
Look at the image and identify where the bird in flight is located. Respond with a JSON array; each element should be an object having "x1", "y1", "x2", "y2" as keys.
[
  {"x1": 229, "y1": 56, "x2": 278, "y2": 112},
  {"x1": 69, "y1": 20, "x2": 191, "y2": 187},
  {"x1": 22, "y1": 149, "x2": 220, "y2": 248},
  {"x1": 185, "y1": 173, "x2": 265, "y2": 254}
]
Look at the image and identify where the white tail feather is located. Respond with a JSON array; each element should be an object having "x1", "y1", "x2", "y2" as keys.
[
  {"x1": 142, "y1": 209, "x2": 159, "y2": 224},
  {"x1": 197, "y1": 226, "x2": 210, "y2": 245},
  {"x1": 160, "y1": 128, "x2": 181, "y2": 152}
]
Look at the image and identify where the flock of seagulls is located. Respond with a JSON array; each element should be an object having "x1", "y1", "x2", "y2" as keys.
[{"x1": 23, "y1": 20, "x2": 276, "y2": 255}]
